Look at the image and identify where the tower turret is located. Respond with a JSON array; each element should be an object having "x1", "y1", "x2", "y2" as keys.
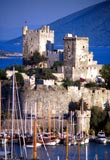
[{"x1": 22, "y1": 22, "x2": 28, "y2": 36}]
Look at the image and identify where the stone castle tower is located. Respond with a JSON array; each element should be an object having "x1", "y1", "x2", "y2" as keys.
[
  {"x1": 64, "y1": 34, "x2": 102, "y2": 81},
  {"x1": 22, "y1": 25, "x2": 54, "y2": 60}
]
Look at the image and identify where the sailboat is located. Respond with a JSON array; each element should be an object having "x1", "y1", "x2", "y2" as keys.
[
  {"x1": 26, "y1": 118, "x2": 42, "y2": 148},
  {"x1": 37, "y1": 101, "x2": 59, "y2": 146}
]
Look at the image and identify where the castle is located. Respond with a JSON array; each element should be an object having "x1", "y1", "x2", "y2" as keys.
[
  {"x1": 22, "y1": 25, "x2": 102, "y2": 82},
  {"x1": 22, "y1": 25, "x2": 104, "y2": 134}
]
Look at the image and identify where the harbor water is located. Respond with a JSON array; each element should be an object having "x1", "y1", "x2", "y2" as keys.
[
  {"x1": 1, "y1": 142, "x2": 110, "y2": 160},
  {"x1": 0, "y1": 47, "x2": 110, "y2": 70}
]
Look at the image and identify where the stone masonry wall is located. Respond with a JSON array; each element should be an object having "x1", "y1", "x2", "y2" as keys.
[{"x1": 21, "y1": 86, "x2": 110, "y2": 133}]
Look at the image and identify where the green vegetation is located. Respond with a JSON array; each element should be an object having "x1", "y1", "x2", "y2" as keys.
[
  {"x1": 100, "y1": 64, "x2": 110, "y2": 89},
  {"x1": 90, "y1": 106, "x2": 110, "y2": 136},
  {"x1": 26, "y1": 67, "x2": 57, "y2": 81},
  {"x1": 23, "y1": 51, "x2": 47, "y2": 66},
  {"x1": 84, "y1": 82, "x2": 99, "y2": 88},
  {"x1": 15, "y1": 72, "x2": 24, "y2": 88},
  {"x1": 0, "y1": 69, "x2": 7, "y2": 80},
  {"x1": 6, "y1": 65, "x2": 26, "y2": 73},
  {"x1": 104, "y1": 121, "x2": 110, "y2": 136},
  {"x1": 62, "y1": 78, "x2": 81, "y2": 89},
  {"x1": 35, "y1": 68, "x2": 57, "y2": 80},
  {"x1": 52, "y1": 61, "x2": 64, "y2": 72}
]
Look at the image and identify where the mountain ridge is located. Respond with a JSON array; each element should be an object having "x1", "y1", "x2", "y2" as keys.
[
  {"x1": 0, "y1": 1, "x2": 110, "y2": 53},
  {"x1": 49, "y1": 1, "x2": 110, "y2": 47}
]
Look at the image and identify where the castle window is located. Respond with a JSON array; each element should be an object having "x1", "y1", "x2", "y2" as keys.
[
  {"x1": 83, "y1": 46, "x2": 85, "y2": 48},
  {"x1": 92, "y1": 90, "x2": 95, "y2": 93}
]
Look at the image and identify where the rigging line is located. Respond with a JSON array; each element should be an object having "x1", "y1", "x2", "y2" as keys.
[
  {"x1": 15, "y1": 77, "x2": 27, "y2": 159},
  {"x1": 11, "y1": 67, "x2": 15, "y2": 159},
  {"x1": 15, "y1": 89, "x2": 23, "y2": 158},
  {"x1": 15, "y1": 76, "x2": 24, "y2": 158},
  {"x1": 37, "y1": 126, "x2": 51, "y2": 160}
]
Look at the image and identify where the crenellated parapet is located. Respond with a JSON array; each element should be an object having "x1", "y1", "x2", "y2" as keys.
[{"x1": 22, "y1": 25, "x2": 54, "y2": 60}]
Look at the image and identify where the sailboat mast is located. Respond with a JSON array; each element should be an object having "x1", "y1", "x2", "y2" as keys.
[
  {"x1": 78, "y1": 142, "x2": 81, "y2": 160},
  {"x1": 11, "y1": 67, "x2": 15, "y2": 159},
  {"x1": 7, "y1": 95, "x2": 11, "y2": 132},
  {"x1": 33, "y1": 119, "x2": 37, "y2": 159},
  {"x1": 25, "y1": 101, "x2": 27, "y2": 133},
  {"x1": 0, "y1": 81, "x2": 1, "y2": 132},
  {"x1": 48, "y1": 102, "x2": 51, "y2": 133},
  {"x1": 31, "y1": 106, "x2": 33, "y2": 135},
  {"x1": 66, "y1": 124, "x2": 69, "y2": 160}
]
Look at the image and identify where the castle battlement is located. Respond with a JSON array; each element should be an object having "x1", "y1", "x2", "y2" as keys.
[{"x1": 23, "y1": 25, "x2": 54, "y2": 59}]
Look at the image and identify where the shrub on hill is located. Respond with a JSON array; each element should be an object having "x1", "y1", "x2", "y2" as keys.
[
  {"x1": 62, "y1": 79, "x2": 81, "y2": 89},
  {"x1": 84, "y1": 82, "x2": 98, "y2": 88},
  {"x1": 0, "y1": 69, "x2": 7, "y2": 80}
]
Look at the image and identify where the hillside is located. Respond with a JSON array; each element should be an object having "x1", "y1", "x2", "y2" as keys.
[{"x1": 49, "y1": 1, "x2": 110, "y2": 47}]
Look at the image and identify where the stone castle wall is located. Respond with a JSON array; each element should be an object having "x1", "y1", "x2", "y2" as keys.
[
  {"x1": 22, "y1": 86, "x2": 110, "y2": 133},
  {"x1": 23, "y1": 86, "x2": 109, "y2": 116}
]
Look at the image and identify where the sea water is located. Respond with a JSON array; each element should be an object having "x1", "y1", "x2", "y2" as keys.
[
  {"x1": 0, "y1": 47, "x2": 110, "y2": 69},
  {"x1": 0, "y1": 56, "x2": 22, "y2": 69},
  {"x1": 1, "y1": 142, "x2": 110, "y2": 160}
]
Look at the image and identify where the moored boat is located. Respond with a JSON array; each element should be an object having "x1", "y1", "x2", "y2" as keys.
[
  {"x1": 26, "y1": 142, "x2": 42, "y2": 148},
  {"x1": 95, "y1": 131, "x2": 107, "y2": 144}
]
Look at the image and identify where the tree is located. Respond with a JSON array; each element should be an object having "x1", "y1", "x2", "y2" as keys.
[
  {"x1": 52, "y1": 61, "x2": 64, "y2": 72},
  {"x1": 90, "y1": 106, "x2": 108, "y2": 134},
  {"x1": 84, "y1": 82, "x2": 98, "y2": 88},
  {"x1": 104, "y1": 121, "x2": 110, "y2": 136},
  {"x1": 62, "y1": 78, "x2": 81, "y2": 89},
  {"x1": 15, "y1": 73, "x2": 24, "y2": 88},
  {"x1": 35, "y1": 68, "x2": 57, "y2": 80},
  {"x1": 6, "y1": 65, "x2": 26, "y2": 73},
  {"x1": 30, "y1": 51, "x2": 47, "y2": 65},
  {"x1": 0, "y1": 69, "x2": 7, "y2": 80},
  {"x1": 100, "y1": 64, "x2": 110, "y2": 89}
]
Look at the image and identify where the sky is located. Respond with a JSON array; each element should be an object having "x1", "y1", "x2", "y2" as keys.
[{"x1": 0, "y1": 0, "x2": 105, "y2": 40}]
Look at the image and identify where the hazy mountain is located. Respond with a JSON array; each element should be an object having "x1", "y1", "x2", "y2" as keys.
[
  {"x1": 0, "y1": 1, "x2": 110, "y2": 53},
  {"x1": 49, "y1": 1, "x2": 110, "y2": 47},
  {"x1": 0, "y1": 37, "x2": 22, "y2": 52}
]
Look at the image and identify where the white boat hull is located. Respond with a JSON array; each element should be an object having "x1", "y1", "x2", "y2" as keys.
[{"x1": 26, "y1": 142, "x2": 42, "y2": 147}]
